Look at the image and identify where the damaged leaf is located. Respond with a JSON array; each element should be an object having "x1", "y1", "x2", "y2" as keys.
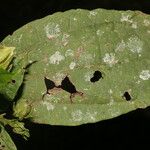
[{"x1": 2, "y1": 9, "x2": 150, "y2": 125}]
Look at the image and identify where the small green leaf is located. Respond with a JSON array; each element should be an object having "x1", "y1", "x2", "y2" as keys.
[
  {"x1": 0, "y1": 51, "x2": 27, "y2": 104},
  {"x1": 0, "y1": 114, "x2": 29, "y2": 140},
  {"x1": 0, "y1": 123, "x2": 17, "y2": 150},
  {"x1": 2, "y1": 9, "x2": 150, "y2": 125},
  {"x1": 0, "y1": 46, "x2": 14, "y2": 70}
]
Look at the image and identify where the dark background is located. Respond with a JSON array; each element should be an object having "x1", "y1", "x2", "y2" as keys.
[{"x1": 1, "y1": 0, "x2": 150, "y2": 150}]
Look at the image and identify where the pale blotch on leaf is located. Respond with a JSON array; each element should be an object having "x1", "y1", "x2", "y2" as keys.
[
  {"x1": 42, "y1": 101, "x2": 55, "y2": 111},
  {"x1": 139, "y1": 70, "x2": 150, "y2": 80},
  {"x1": 103, "y1": 53, "x2": 118, "y2": 67},
  {"x1": 96, "y1": 30, "x2": 104, "y2": 36},
  {"x1": 62, "y1": 33, "x2": 70, "y2": 46},
  {"x1": 63, "y1": 106, "x2": 67, "y2": 111},
  {"x1": 120, "y1": 13, "x2": 133, "y2": 23},
  {"x1": 84, "y1": 71, "x2": 93, "y2": 82},
  {"x1": 71, "y1": 110, "x2": 83, "y2": 122},
  {"x1": 127, "y1": 36, "x2": 143, "y2": 53},
  {"x1": 18, "y1": 34, "x2": 23, "y2": 43},
  {"x1": 49, "y1": 51, "x2": 65, "y2": 64},
  {"x1": 65, "y1": 49, "x2": 74, "y2": 57},
  {"x1": 147, "y1": 30, "x2": 150, "y2": 34},
  {"x1": 80, "y1": 53, "x2": 94, "y2": 67},
  {"x1": 108, "y1": 108, "x2": 120, "y2": 117},
  {"x1": 69, "y1": 61, "x2": 76, "y2": 70},
  {"x1": 143, "y1": 19, "x2": 150, "y2": 26},
  {"x1": 108, "y1": 89, "x2": 113, "y2": 94},
  {"x1": 115, "y1": 40, "x2": 126, "y2": 52},
  {"x1": 53, "y1": 72, "x2": 65, "y2": 85},
  {"x1": 131, "y1": 22, "x2": 137, "y2": 29},
  {"x1": 73, "y1": 17, "x2": 77, "y2": 21},
  {"x1": 45, "y1": 23, "x2": 61, "y2": 39},
  {"x1": 85, "y1": 111, "x2": 97, "y2": 122},
  {"x1": 89, "y1": 11, "x2": 97, "y2": 17}
]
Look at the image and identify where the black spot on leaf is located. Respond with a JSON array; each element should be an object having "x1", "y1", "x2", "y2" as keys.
[{"x1": 90, "y1": 70, "x2": 103, "y2": 82}]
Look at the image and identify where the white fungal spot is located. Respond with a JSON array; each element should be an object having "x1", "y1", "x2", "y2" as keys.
[
  {"x1": 136, "y1": 80, "x2": 141, "y2": 84},
  {"x1": 63, "y1": 106, "x2": 67, "y2": 111},
  {"x1": 65, "y1": 49, "x2": 74, "y2": 57},
  {"x1": 147, "y1": 30, "x2": 150, "y2": 34},
  {"x1": 120, "y1": 13, "x2": 133, "y2": 23},
  {"x1": 143, "y1": 19, "x2": 150, "y2": 26},
  {"x1": 71, "y1": 110, "x2": 83, "y2": 122},
  {"x1": 103, "y1": 53, "x2": 118, "y2": 67},
  {"x1": 73, "y1": 17, "x2": 77, "y2": 21},
  {"x1": 29, "y1": 60, "x2": 33, "y2": 64},
  {"x1": 33, "y1": 108, "x2": 37, "y2": 112},
  {"x1": 139, "y1": 70, "x2": 150, "y2": 80},
  {"x1": 49, "y1": 51, "x2": 65, "y2": 64},
  {"x1": 115, "y1": 40, "x2": 126, "y2": 52},
  {"x1": 42, "y1": 101, "x2": 55, "y2": 111},
  {"x1": 45, "y1": 23, "x2": 60, "y2": 39},
  {"x1": 131, "y1": 22, "x2": 137, "y2": 29},
  {"x1": 69, "y1": 62, "x2": 76, "y2": 70},
  {"x1": 89, "y1": 11, "x2": 97, "y2": 16},
  {"x1": 96, "y1": 30, "x2": 104, "y2": 36},
  {"x1": 85, "y1": 111, "x2": 97, "y2": 122},
  {"x1": 53, "y1": 72, "x2": 65, "y2": 85},
  {"x1": 80, "y1": 53, "x2": 94, "y2": 67},
  {"x1": 62, "y1": 33, "x2": 70, "y2": 46},
  {"x1": 127, "y1": 36, "x2": 143, "y2": 53},
  {"x1": 108, "y1": 98, "x2": 114, "y2": 106},
  {"x1": 18, "y1": 34, "x2": 23, "y2": 43},
  {"x1": 109, "y1": 108, "x2": 120, "y2": 117},
  {"x1": 84, "y1": 72, "x2": 93, "y2": 82},
  {"x1": 109, "y1": 89, "x2": 113, "y2": 94}
]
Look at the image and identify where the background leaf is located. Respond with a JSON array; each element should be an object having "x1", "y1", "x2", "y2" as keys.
[
  {"x1": 0, "y1": 123, "x2": 17, "y2": 150},
  {"x1": 2, "y1": 9, "x2": 150, "y2": 125}
]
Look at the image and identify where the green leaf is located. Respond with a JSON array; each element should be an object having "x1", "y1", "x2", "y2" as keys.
[
  {"x1": 0, "y1": 123, "x2": 17, "y2": 150},
  {"x1": 2, "y1": 9, "x2": 150, "y2": 125},
  {"x1": 0, "y1": 46, "x2": 14, "y2": 70},
  {"x1": 0, "y1": 114, "x2": 29, "y2": 140},
  {"x1": 0, "y1": 49, "x2": 26, "y2": 104}
]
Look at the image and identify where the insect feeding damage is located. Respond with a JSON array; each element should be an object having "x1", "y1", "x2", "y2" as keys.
[{"x1": 43, "y1": 76, "x2": 83, "y2": 103}]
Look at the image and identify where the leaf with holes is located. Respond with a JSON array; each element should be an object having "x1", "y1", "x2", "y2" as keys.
[
  {"x1": 0, "y1": 123, "x2": 17, "y2": 150},
  {"x1": 2, "y1": 9, "x2": 150, "y2": 125}
]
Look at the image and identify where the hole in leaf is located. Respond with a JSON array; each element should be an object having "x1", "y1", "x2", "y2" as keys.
[
  {"x1": 42, "y1": 77, "x2": 56, "y2": 99},
  {"x1": 123, "y1": 91, "x2": 131, "y2": 101},
  {"x1": 11, "y1": 79, "x2": 16, "y2": 84},
  {"x1": 90, "y1": 70, "x2": 103, "y2": 82},
  {"x1": 43, "y1": 76, "x2": 83, "y2": 102},
  {"x1": 60, "y1": 76, "x2": 77, "y2": 94},
  {"x1": 44, "y1": 77, "x2": 56, "y2": 92}
]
